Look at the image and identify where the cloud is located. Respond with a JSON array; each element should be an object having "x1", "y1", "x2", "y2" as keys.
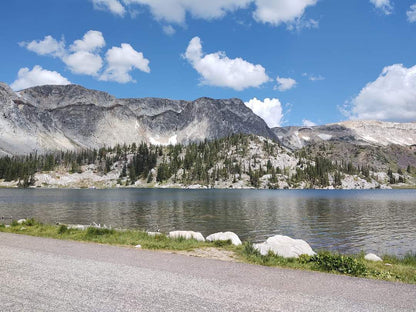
[
  {"x1": 162, "y1": 25, "x2": 176, "y2": 35},
  {"x1": 302, "y1": 73, "x2": 325, "y2": 81},
  {"x1": 162, "y1": 25, "x2": 176, "y2": 36},
  {"x1": 286, "y1": 17, "x2": 319, "y2": 31},
  {"x1": 302, "y1": 119, "x2": 316, "y2": 127},
  {"x1": 69, "y1": 30, "x2": 105, "y2": 52},
  {"x1": 10, "y1": 65, "x2": 70, "y2": 91},
  {"x1": 63, "y1": 51, "x2": 103, "y2": 76},
  {"x1": 244, "y1": 97, "x2": 284, "y2": 127},
  {"x1": 100, "y1": 43, "x2": 150, "y2": 83},
  {"x1": 184, "y1": 36, "x2": 269, "y2": 91},
  {"x1": 63, "y1": 30, "x2": 106, "y2": 76},
  {"x1": 123, "y1": 0, "x2": 251, "y2": 24},
  {"x1": 309, "y1": 74, "x2": 325, "y2": 81},
  {"x1": 407, "y1": 4, "x2": 416, "y2": 23},
  {"x1": 370, "y1": 0, "x2": 392, "y2": 15},
  {"x1": 253, "y1": 0, "x2": 318, "y2": 26},
  {"x1": 91, "y1": 0, "x2": 126, "y2": 16},
  {"x1": 20, "y1": 30, "x2": 149, "y2": 83},
  {"x1": 275, "y1": 76, "x2": 296, "y2": 91},
  {"x1": 19, "y1": 35, "x2": 65, "y2": 58},
  {"x1": 347, "y1": 64, "x2": 416, "y2": 121},
  {"x1": 97, "y1": 0, "x2": 317, "y2": 30}
]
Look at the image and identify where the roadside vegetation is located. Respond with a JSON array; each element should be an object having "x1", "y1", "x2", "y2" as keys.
[{"x1": 1, "y1": 219, "x2": 415, "y2": 284}]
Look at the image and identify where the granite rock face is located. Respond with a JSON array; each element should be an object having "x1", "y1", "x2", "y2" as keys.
[{"x1": 0, "y1": 83, "x2": 276, "y2": 155}]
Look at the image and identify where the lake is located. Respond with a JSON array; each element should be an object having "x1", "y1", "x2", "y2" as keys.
[{"x1": 0, "y1": 189, "x2": 415, "y2": 256}]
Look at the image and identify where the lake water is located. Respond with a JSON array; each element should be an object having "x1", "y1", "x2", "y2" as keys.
[{"x1": 0, "y1": 189, "x2": 415, "y2": 256}]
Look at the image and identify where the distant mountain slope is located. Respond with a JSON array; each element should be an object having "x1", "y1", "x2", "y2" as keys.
[
  {"x1": 273, "y1": 121, "x2": 416, "y2": 150},
  {"x1": 0, "y1": 83, "x2": 276, "y2": 155}
]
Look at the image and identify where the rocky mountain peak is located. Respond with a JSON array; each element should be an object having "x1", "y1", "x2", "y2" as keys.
[{"x1": 18, "y1": 84, "x2": 116, "y2": 110}]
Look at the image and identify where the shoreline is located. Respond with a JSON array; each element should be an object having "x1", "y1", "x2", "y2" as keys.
[
  {"x1": 1, "y1": 219, "x2": 415, "y2": 284},
  {"x1": 2, "y1": 184, "x2": 414, "y2": 190}
]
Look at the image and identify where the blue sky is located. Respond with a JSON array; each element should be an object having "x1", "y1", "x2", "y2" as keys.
[{"x1": 1, "y1": 0, "x2": 416, "y2": 127}]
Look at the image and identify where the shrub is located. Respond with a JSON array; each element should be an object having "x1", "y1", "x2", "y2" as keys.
[
  {"x1": 0, "y1": 223, "x2": 5, "y2": 228},
  {"x1": 243, "y1": 241, "x2": 257, "y2": 256},
  {"x1": 309, "y1": 252, "x2": 367, "y2": 276},
  {"x1": 86, "y1": 227, "x2": 115, "y2": 236},
  {"x1": 213, "y1": 239, "x2": 232, "y2": 247},
  {"x1": 24, "y1": 218, "x2": 36, "y2": 226},
  {"x1": 57, "y1": 224, "x2": 68, "y2": 234},
  {"x1": 11, "y1": 220, "x2": 18, "y2": 227}
]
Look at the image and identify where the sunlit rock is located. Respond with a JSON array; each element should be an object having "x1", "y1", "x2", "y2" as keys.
[
  {"x1": 364, "y1": 253, "x2": 382, "y2": 262},
  {"x1": 253, "y1": 235, "x2": 315, "y2": 258},
  {"x1": 206, "y1": 232, "x2": 242, "y2": 246}
]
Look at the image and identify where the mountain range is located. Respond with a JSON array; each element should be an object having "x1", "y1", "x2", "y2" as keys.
[{"x1": 1, "y1": 82, "x2": 416, "y2": 157}]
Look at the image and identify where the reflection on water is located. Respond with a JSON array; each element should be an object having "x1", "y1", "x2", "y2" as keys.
[{"x1": 0, "y1": 189, "x2": 415, "y2": 256}]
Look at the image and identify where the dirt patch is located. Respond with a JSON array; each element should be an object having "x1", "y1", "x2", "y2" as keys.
[{"x1": 175, "y1": 247, "x2": 240, "y2": 262}]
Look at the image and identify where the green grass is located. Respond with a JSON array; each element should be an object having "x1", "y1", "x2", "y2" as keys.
[
  {"x1": 238, "y1": 242, "x2": 416, "y2": 284},
  {"x1": 1, "y1": 220, "x2": 415, "y2": 284}
]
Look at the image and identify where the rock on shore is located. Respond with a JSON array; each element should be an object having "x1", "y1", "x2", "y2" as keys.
[
  {"x1": 206, "y1": 232, "x2": 242, "y2": 246},
  {"x1": 254, "y1": 235, "x2": 316, "y2": 258}
]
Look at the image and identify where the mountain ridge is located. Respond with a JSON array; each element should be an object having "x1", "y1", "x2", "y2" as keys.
[
  {"x1": 2, "y1": 82, "x2": 416, "y2": 156},
  {"x1": 0, "y1": 83, "x2": 276, "y2": 155}
]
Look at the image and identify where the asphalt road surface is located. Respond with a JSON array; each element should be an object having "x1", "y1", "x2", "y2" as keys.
[{"x1": 0, "y1": 232, "x2": 415, "y2": 311}]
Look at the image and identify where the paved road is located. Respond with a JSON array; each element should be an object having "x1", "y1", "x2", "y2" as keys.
[{"x1": 0, "y1": 233, "x2": 415, "y2": 312}]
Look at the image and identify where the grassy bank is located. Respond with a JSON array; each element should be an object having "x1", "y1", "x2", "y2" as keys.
[{"x1": 1, "y1": 219, "x2": 415, "y2": 284}]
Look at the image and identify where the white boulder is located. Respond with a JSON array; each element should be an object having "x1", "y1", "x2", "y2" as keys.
[
  {"x1": 17, "y1": 219, "x2": 26, "y2": 224},
  {"x1": 364, "y1": 253, "x2": 382, "y2": 262},
  {"x1": 147, "y1": 232, "x2": 162, "y2": 237},
  {"x1": 206, "y1": 232, "x2": 242, "y2": 246},
  {"x1": 169, "y1": 231, "x2": 205, "y2": 242},
  {"x1": 253, "y1": 235, "x2": 316, "y2": 258}
]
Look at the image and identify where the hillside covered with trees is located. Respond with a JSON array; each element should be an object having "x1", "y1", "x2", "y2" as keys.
[{"x1": 0, "y1": 134, "x2": 414, "y2": 189}]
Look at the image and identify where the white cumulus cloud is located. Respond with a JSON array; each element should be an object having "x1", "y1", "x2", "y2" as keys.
[
  {"x1": 69, "y1": 30, "x2": 106, "y2": 52},
  {"x1": 370, "y1": 0, "x2": 392, "y2": 15},
  {"x1": 91, "y1": 0, "x2": 126, "y2": 16},
  {"x1": 123, "y1": 0, "x2": 251, "y2": 24},
  {"x1": 407, "y1": 4, "x2": 416, "y2": 23},
  {"x1": 63, "y1": 51, "x2": 104, "y2": 76},
  {"x1": 275, "y1": 76, "x2": 297, "y2": 91},
  {"x1": 10, "y1": 66, "x2": 71, "y2": 91},
  {"x1": 20, "y1": 30, "x2": 149, "y2": 83},
  {"x1": 244, "y1": 97, "x2": 284, "y2": 127},
  {"x1": 348, "y1": 64, "x2": 416, "y2": 122},
  {"x1": 100, "y1": 43, "x2": 150, "y2": 83},
  {"x1": 253, "y1": 0, "x2": 317, "y2": 25},
  {"x1": 97, "y1": 0, "x2": 317, "y2": 30},
  {"x1": 19, "y1": 35, "x2": 65, "y2": 58},
  {"x1": 184, "y1": 36, "x2": 270, "y2": 91}
]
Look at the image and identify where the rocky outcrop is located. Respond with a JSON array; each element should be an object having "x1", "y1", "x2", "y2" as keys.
[
  {"x1": 0, "y1": 83, "x2": 276, "y2": 155},
  {"x1": 253, "y1": 235, "x2": 316, "y2": 258}
]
